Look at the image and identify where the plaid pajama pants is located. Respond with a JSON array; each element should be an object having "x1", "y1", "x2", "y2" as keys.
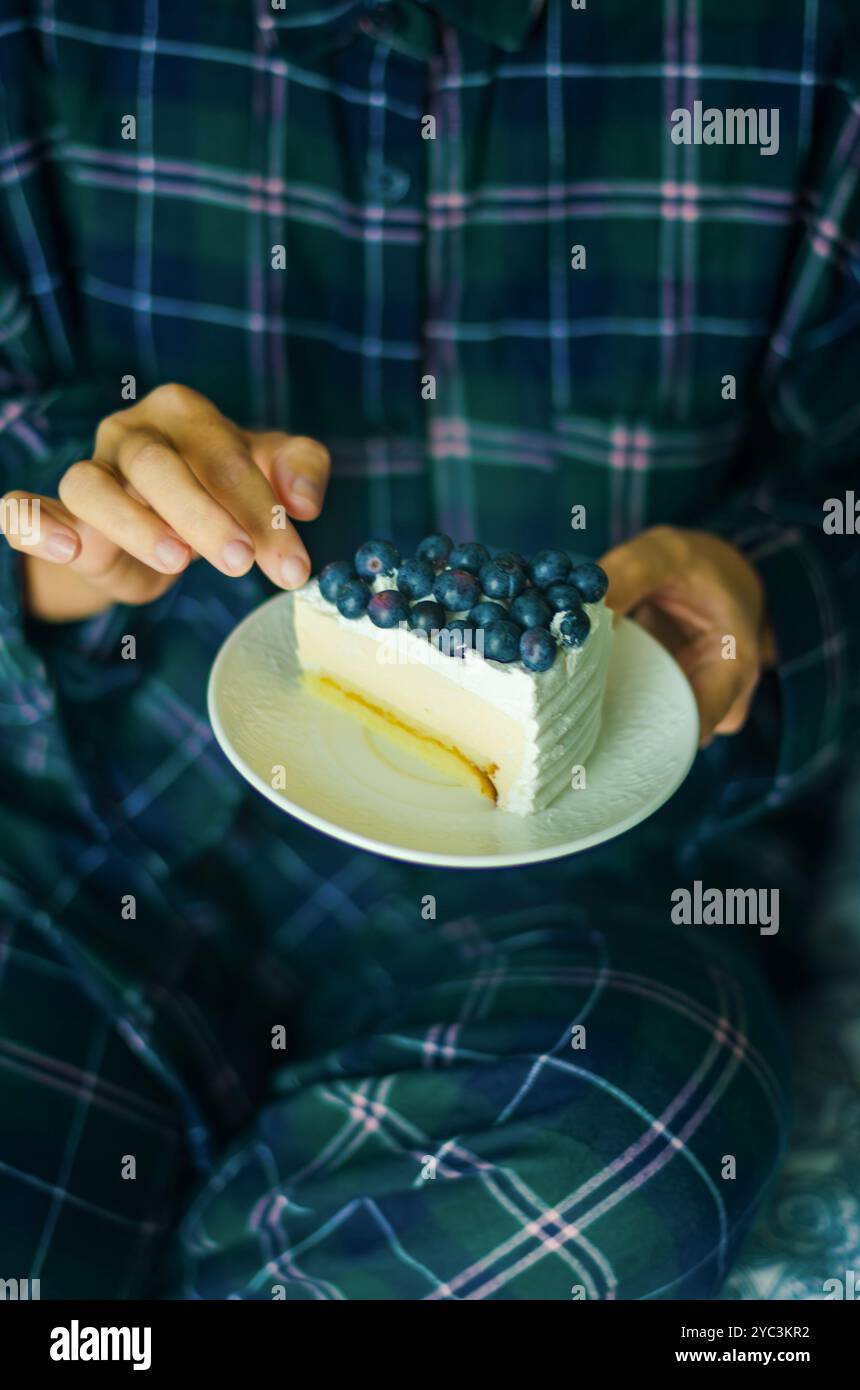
[{"x1": 0, "y1": 800, "x2": 793, "y2": 1301}]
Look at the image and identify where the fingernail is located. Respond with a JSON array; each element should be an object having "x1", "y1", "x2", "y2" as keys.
[
  {"x1": 273, "y1": 457, "x2": 294, "y2": 498},
  {"x1": 154, "y1": 537, "x2": 190, "y2": 572},
  {"x1": 280, "y1": 553, "x2": 310, "y2": 589},
  {"x1": 222, "y1": 539, "x2": 255, "y2": 574},
  {"x1": 290, "y1": 475, "x2": 322, "y2": 510},
  {"x1": 45, "y1": 529, "x2": 78, "y2": 562}
]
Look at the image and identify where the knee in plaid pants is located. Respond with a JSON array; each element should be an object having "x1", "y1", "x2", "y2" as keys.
[{"x1": 168, "y1": 901, "x2": 791, "y2": 1300}]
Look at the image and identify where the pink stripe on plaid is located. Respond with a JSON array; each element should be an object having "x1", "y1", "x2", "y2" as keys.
[
  {"x1": 69, "y1": 167, "x2": 423, "y2": 242},
  {"x1": 61, "y1": 144, "x2": 424, "y2": 222},
  {"x1": 0, "y1": 1039, "x2": 177, "y2": 1128},
  {"x1": 427, "y1": 179, "x2": 798, "y2": 209}
]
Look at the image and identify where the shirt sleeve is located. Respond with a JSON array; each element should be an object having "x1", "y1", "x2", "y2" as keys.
[
  {"x1": 0, "y1": 12, "x2": 117, "y2": 829},
  {"x1": 705, "y1": 34, "x2": 860, "y2": 829}
]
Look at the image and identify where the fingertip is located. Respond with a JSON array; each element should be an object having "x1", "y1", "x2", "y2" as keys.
[
  {"x1": 154, "y1": 536, "x2": 192, "y2": 573},
  {"x1": 44, "y1": 529, "x2": 81, "y2": 563},
  {"x1": 279, "y1": 552, "x2": 310, "y2": 590},
  {"x1": 693, "y1": 694, "x2": 725, "y2": 748},
  {"x1": 1, "y1": 495, "x2": 81, "y2": 562},
  {"x1": 221, "y1": 539, "x2": 256, "y2": 576},
  {"x1": 272, "y1": 463, "x2": 325, "y2": 520},
  {"x1": 287, "y1": 475, "x2": 324, "y2": 518},
  {"x1": 283, "y1": 436, "x2": 331, "y2": 470}
]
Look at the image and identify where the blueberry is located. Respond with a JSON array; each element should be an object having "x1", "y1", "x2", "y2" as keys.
[
  {"x1": 416, "y1": 533, "x2": 453, "y2": 568},
  {"x1": 469, "y1": 600, "x2": 509, "y2": 628},
  {"x1": 437, "y1": 618, "x2": 476, "y2": 659},
  {"x1": 557, "y1": 609, "x2": 591, "y2": 648},
  {"x1": 396, "y1": 556, "x2": 435, "y2": 600},
  {"x1": 479, "y1": 557, "x2": 527, "y2": 600},
  {"x1": 569, "y1": 561, "x2": 608, "y2": 604},
  {"x1": 319, "y1": 559, "x2": 356, "y2": 604},
  {"x1": 544, "y1": 582, "x2": 585, "y2": 614},
  {"x1": 509, "y1": 590, "x2": 553, "y2": 630},
  {"x1": 529, "y1": 549, "x2": 571, "y2": 589},
  {"x1": 433, "y1": 567, "x2": 481, "y2": 611},
  {"x1": 520, "y1": 627, "x2": 557, "y2": 673},
  {"x1": 496, "y1": 550, "x2": 529, "y2": 571},
  {"x1": 355, "y1": 538, "x2": 401, "y2": 580},
  {"x1": 484, "y1": 618, "x2": 523, "y2": 663},
  {"x1": 408, "y1": 600, "x2": 446, "y2": 633},
  {"x1": 367, "y1": 590, "x2": 410, "y2": 629},
  {"x1": 448, "y1": 541, "x2": 490, "y2": 575},
  {"x1": 336, "y1": 577, "x2": 371, "y2": 619}
]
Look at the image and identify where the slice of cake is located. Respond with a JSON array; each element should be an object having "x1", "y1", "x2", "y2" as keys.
[{"x1": 292, "y1": 535, "x2": 612, "y2": 815}]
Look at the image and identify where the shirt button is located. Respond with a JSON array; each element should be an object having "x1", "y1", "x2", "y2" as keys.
[
  {"x1": 365, "y1": 163, "x2": 411, "y2": 203},
  {"x1": 360, "y1": 1, "x2": 404, "y2": 42}
]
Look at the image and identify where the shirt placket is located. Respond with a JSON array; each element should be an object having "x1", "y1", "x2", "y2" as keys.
[
  {"x1": 258, "y1": 2, "x2": 466, "y2": 540},
  {"x1": 424, "y1": 23, "x2": 476, "y2": 541},
  {"x1": 346, "y1": 4, "x2": 440, "y2": 537},
  {"x1": 358, "y1": 3, "x2": 478, "y2": 539}
]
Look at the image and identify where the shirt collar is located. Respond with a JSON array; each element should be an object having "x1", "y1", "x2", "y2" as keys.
[
  {"x1": 262, "y1": 1, "x2": 545, "y2": 57},
  {"x1": 420, "y1": 0, "x2": 545, "y2": 52}
]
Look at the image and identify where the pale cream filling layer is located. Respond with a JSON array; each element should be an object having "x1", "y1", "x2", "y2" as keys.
[{"x1": 294, "y1": 597, "x2": 529, "y2": 800}]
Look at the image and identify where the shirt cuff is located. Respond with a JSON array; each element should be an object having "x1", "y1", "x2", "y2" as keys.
[
  {"x1": 0, "y1": 383, "x2": 114, "y2": 792},
  {"x1": 708, "y1": 512, "x2": 848, "y2": 823}
]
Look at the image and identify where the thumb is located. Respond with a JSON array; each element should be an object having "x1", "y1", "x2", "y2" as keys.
[
  {"x1": 243, "y1": 430, "x2": 331, "y2": 520},
  {"x1": 1, "y1": 491, "x2": 82, "y2": 563},
  {"x1": 674, "y1": 633, "x2": 750, "y2": 747},
  {"x1": 600, "y1": 528, "x2": 680, "y2": 615}
]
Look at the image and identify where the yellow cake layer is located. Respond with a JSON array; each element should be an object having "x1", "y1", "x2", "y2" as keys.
[{"x1": 306, "y1": 673, "x2": 498, "y2": 802}]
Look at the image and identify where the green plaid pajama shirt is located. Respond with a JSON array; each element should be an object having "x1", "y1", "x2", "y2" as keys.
[{"x1": 0, "y1": 0, "x2": 858, "y2": 1298}]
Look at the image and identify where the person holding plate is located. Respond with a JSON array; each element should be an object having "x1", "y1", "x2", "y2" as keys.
[{"x1": 0, "y1": 1, "x2": 856, "y2": 1301}]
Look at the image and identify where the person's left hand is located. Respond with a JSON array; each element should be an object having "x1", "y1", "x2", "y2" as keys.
[{"x1": 600, "y1": 526, "x2": 776, "y2": 747}]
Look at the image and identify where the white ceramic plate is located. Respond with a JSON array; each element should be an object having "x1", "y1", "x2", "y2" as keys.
[{"x1": 208, "y1": 592, "x2": 699, "y2": 869}]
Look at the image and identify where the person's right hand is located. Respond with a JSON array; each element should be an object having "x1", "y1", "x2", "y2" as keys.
[{"x1": 1, "y1": 382, "x2": 330, "y2": 622}]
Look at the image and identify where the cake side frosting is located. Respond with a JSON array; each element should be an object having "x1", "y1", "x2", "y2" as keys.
[{"x1": 512, "y1": 599, "x2": 612, "y2": 813}]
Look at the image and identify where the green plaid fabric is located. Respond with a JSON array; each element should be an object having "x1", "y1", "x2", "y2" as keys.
[{"x1": 0, "y1": 0, "x2": 857, "y2": 1298}]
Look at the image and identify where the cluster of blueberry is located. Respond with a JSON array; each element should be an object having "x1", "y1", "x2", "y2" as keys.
[{"x1": 316, "y1": 536, "x2": 608, "y2": 673}]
